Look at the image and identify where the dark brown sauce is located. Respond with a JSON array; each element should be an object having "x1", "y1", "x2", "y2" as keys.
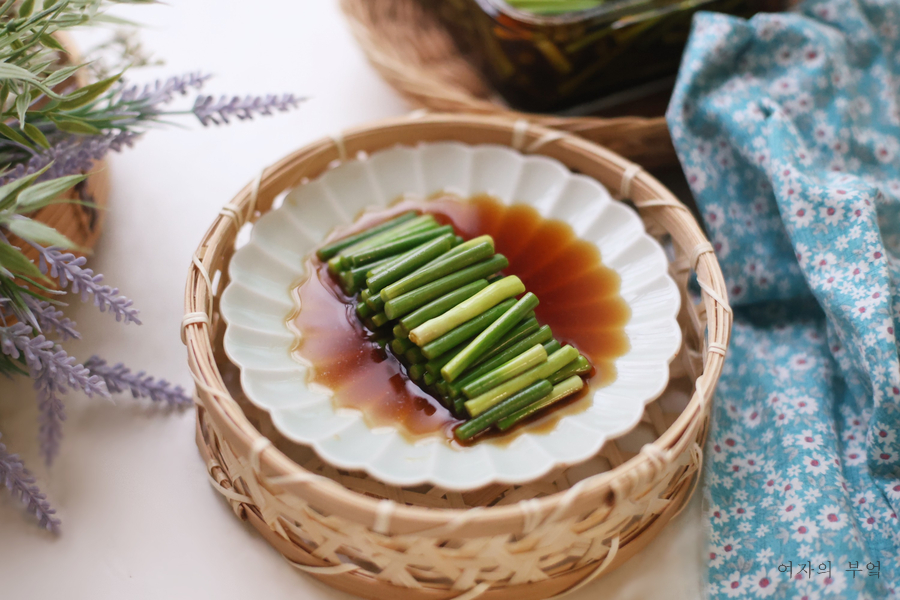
[{"x1": 288, "y1": 194, "x2": 631, "y2": 442}]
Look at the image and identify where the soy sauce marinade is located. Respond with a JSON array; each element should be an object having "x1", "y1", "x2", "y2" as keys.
[{"x1": 289, "y1": 194, "x2": 630, "y2": 443}]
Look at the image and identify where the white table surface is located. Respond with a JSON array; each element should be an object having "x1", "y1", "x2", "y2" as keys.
[{"x1": 0, "y1": 2, "x2": 705, "y2": 598}]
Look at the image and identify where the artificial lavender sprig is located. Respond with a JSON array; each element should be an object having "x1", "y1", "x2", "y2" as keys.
[
  {"x1": 23, "y1": 297, "x2": 81, "y2": 341},
  {"x1": 0, "y1": 131, "x2": 139, "y2": 186},
  {"x1": 35, "y1": 247, "x2": 141, "y2": 325},
  {"x1": 115, "y1": 71, "x2": 212, "y2": 109},
  {"x1": 0, "y1": 323, "x2": 107, "y2": 398},
  {"x1": 36, "y1": 387, "x2": 65, "y2": 466},
  {"x1": 0, "y1": 434, "x2": 60, "y2": 533},
  {"x1": 84, "y1": 356, "x2": 192, "y2": 407},
  {"x1": 192, "y1": 93, "x2": 302, "y2": 126}
]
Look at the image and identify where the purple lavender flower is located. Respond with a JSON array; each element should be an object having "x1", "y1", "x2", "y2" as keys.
[
  {"x1": 84, "y1": 356, "x2": 192, "y2": 407},
  {"x1": 192, "y1": 93, "x2": 302, "y2": 126},
  {"x1": 35, "y1": 247, "x2": 141, "y2": 325},
  {"x1": 0, "y1": 322, "x2": 107, "y2": 398},
  {"x1": 37, "y1": 387, "x2": 65, "y2": 466},
  {"x1": 115, "y1": 71, "x2": 211, "y2": 109},
  {"x1": 0, "y1": 131, "x2": 138, "y2": 186},
  {"x1": 0, "y1": 434, "x2": 60, "y2": 533},
  {"x1": 23, "y1": 297, "x2": 81, "y2": 341}
]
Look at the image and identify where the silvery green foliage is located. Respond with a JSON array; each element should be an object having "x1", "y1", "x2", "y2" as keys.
[{"x1": 0, "y1": 2, "x2": 302, "y2": 533}]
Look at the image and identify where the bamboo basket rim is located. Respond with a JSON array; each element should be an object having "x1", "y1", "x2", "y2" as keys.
[{"x1": 183, "y1": 112, "x2": 731, "y2": 537}]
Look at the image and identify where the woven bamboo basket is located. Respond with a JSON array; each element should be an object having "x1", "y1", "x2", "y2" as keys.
[
  {"x1": 340, "y1": 0, "x2": 676, "y2": 169},
  {"x1": 182, "y1": 113, "x2": 731, "y2": 600}
]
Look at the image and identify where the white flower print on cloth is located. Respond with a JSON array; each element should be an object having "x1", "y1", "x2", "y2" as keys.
[{"x1": 667, "y1": 0, "x2": 900, "y2": 598}]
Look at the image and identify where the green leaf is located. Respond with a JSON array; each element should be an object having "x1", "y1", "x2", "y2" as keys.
[
  {"x1": 49, "y1": 115, "x2": 101, "y2": 135},
  {"x1": 0, "y1": 165, "x2": 48, "y2": 210},
  {"x1": 18, "y1": 0, "x2": 35, "y2": 17},
  {"x1": 0, "y1": 238, "x2": 48, "y2": 282},
  {"x1": 38, "y1": 32, "x2": 65, "y2": 52},
  {"x1": 0, "y1": 1, "x2": 17, "y2": 18},
  {"x1": 22, "y1": 122, "x2": 49, "y2": 148},
  {"x1": 15, "y1": 90, "x2": 30, "y2": 124},
  {"x1": 16, "y1": 174, "x2": 83, "y2": 211},
  {"x1": 0, "y1": 64, "x2": 64, "y2": 101},
  {"x1": 0, "y1": 62, "x2": 41, "y2": 84},
  {"x1": 0, "y1": 122, "x2": 32, "y2": 146},
  {"x1": 41, "y1": 64, "x2": 80, "y2": 88},
  {"x1": 3, "y1": 216, "x2": 77, "y2": 249},
  {"x1": 57, "y1": 72, "x2": 121, "y2": 111}
]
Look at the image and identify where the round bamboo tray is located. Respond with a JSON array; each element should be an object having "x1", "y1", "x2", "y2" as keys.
[
  {"x1": 182, "y1": 113, "x2": 731, "y2": 600},
  {"x1": 340, "y1": 0, "x2": 676, "y2": 169}
]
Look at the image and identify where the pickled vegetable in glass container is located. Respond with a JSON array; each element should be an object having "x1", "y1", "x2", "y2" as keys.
[{"x1": 427, "y1": 0, "x2": 780, "y2": 113}]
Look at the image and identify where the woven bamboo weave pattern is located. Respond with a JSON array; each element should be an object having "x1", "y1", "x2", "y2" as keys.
[
  {"x1": 183, "y1": 114, "x2": 731, "y2": 600},
  {"x1": 339, "y1": 0, "x2": 676, "y2": 169}
]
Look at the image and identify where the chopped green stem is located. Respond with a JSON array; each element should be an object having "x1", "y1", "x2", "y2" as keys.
[
  {"x1": 467, "y1": 318, "x2": 543, "y2": 370},
  {"x1": 548, "y1": 355, "x2": 592, "y2": 384},
  {"x1": 453, "y1": 396, "x2": 467, "y2": 416},
  {"x1": 410, "y1": 276, "x2": 525, "y2": 346},
  {"x1": 420, "y1": 299, "x2": 518, "y2": 360},
  {"x1": 406, "y1": 347, "x2": 427, "y2": 364},
  {"x1": 337, "y1": 215, "x2": 439, "y2": 269},
  {"x1": 346, "y1": 225, "x2": 454, "y2": 267},
  {"x1": 426, "y1": 235, "x2": 493, "y2": 267},
  {"x1": 435, "y1": 380, "x2": 450, "y2": 398},
  {"x1": 371, "y1": 311, "x2": 389, "y2": 327},
  {"x1": 366, "y1": 294, "x2": 385, "y2": 312},
  {"x1": 423, "y1": 372, "x2": 436, "y2": 386},
  {"x1": 340, "y1": 257, "x2": 392, "y2": 294},
  {"x1": 383, "y1": 255, "x2": 508, "y2": 320},
  {"x1": 464, "y1": 346, "x2": 578, "y2": 417},
  {"x1": 380, "y1": 240, "x2": 496, "y2": 301},
  {"x1": 455, "y1": 380, "x2": 553, "y2": 441},
  {"x1": 356, "y1": 301, "x2": 373, "y2": 319},
  {"x1": 440, "y1": 290, "x2": 537, "y2": 382},
  {"x1": 408, "y1": 364, "x2": 425, "y2": 381},
  {"x1": 327, "y1": 214, "x2": 435, "y2": 272},
  {"x1": 461, "y1": 343, "x2": 548, "y2": 399},
  {"x1": 543, "y1": 339, "x2": 562, "y2": 355},
  {"x1": 316, "y1": 211, "x2": 417, "y2": 260},
  {"x1": 498, "y1": 376, "x2": 585, "y2": 431},
  {"x1": 391, "y1": 337, "x2": 416, "y2": 355},
  {"x1": 447, "y1": 325, "x2": 553, "y2": 397},
  {"x1": 425, "y1": 338, "x2": 476, "y2": 377},
  {"x1": 398, "y1": 279, "x2": 490, "y2": 336},
  {"x1": 365, "y1": 233, "x2": 455, "y2": 293}
]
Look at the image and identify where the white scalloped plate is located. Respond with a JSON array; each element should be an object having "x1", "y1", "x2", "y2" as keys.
[{"x1": 220, "y1": 142, "x2": 681, "y2": 490}]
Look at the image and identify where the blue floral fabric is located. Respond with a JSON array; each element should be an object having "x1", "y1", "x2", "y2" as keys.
[{"x1": 666, "y1": 1, "x2": 900, "y2": 598}]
